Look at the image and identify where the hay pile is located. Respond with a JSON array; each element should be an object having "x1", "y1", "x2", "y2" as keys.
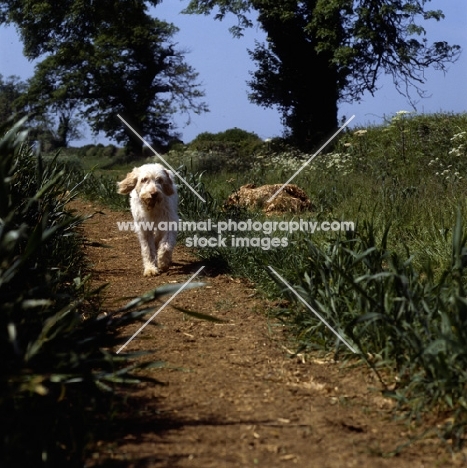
[{"x1": 225, "y1": 183, "x2": 313, "y2": 215}]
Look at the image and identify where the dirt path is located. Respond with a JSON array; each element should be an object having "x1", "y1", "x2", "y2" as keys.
[{"x1": 76, "y1": 199, "x2": 461, "y2": 468}]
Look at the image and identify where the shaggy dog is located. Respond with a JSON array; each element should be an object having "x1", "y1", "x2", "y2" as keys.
[{"x1": 117, "y1": 163, "x2": 178, "y2": 276}]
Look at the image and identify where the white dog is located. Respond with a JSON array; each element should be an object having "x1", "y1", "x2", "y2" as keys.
[{"x1": 117, "y1": 163, "x2": 178, "y2": 276}]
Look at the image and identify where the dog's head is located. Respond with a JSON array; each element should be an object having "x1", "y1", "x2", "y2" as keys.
[{"x1": 117, "y1": 164, "x2": 176, "y2": 210}]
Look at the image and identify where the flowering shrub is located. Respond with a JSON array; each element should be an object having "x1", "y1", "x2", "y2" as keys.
[
  {"x1": 425, "y1": 129, "x2": 467, "y2": 183},
  {"x1": 429, "y1": 157, "x2": 463, "y2": 183},
  {"x1": 252, "y1": 150, "x2": 305, "y2": 172},
  {"x1": 449, "y1": 131, "x2": 467, "y2": 158}
]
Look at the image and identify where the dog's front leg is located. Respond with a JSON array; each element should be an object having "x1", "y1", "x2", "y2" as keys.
[
  {"x1": 156, "y1": 229, "x2": 176, "y2": 273},
  {"x1": 137, "y1": 228, "x2": 159, "y2": 276}
]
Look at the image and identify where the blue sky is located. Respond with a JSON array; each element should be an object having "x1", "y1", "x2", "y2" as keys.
[{"x1": 0, "y1": 0, "x2": 465, "y2": 145}]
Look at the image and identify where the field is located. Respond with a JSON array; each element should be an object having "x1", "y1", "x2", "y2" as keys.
[{"x1": 2, "y1": 112, "x2": 467, "y2": 466}]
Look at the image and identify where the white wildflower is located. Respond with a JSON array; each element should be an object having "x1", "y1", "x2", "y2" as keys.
[{"x1": 353, "y1": 129, "x2": 368, "y2": 137}]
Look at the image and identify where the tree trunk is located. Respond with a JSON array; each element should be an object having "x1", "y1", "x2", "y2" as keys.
[
  {"x1": 252, "y1": 7, "x2": 340, "y2": 151},
  {"x1": 285, "y1": 51, "x2": 339, "y2": 151},
  {"x1": 56, "y1": 114, "x2": 70, "y2": 148}
]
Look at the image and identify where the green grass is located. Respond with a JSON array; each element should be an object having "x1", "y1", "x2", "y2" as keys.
[
  {"x1": 47, "y1": 111, "x2": 467, "y2": 447},
  {"x1": 169, "y1": 111, "x2": 467, "y2": 447}
]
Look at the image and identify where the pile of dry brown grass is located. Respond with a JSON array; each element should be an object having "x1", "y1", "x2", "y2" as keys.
[{"x1": 224, "y1": 183, "x2": 313, "y2": 215}]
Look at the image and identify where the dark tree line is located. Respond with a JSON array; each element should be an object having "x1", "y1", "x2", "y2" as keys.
[{"x1": 0, "y1": 1, "x2": 461, "y2": 152}]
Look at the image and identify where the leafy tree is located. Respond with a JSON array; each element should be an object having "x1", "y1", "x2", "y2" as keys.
[
  {"x1": 184, "y1": 0, "x2": 461, "y2": 149},
  {"x1": 0, "y1": 74, "x2": 77, "y2": 148},
  {"x1": 0, "y1": 1, "x2": 208, "y2": 155},
  {"x1": 54, "y1": 106, "x2": 84, "y2": 148},
  {"x1": 192, "y1": 127, "x2": 261, "y2": 143},
  {"x1": 0, "y1": 74, "x2": 27, "y2": 122}
]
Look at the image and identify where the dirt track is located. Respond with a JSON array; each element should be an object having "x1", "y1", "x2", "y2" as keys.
[{"x1": 76, "y1": 199, "x2": 463, "y2": 467}]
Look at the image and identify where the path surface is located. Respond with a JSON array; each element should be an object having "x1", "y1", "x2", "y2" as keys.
[{"x1": 76, "y1": 199, "x2": 460, "y2": 467}]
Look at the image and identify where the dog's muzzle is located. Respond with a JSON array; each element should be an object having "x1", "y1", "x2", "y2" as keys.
[{"x1": 141, "y1": 191, "x2": 160, "y2": 209}]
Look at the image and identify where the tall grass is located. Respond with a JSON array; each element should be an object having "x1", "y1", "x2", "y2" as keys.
[
  {"x1": 0, "y1": 119, "x2": 204, "y2": 466},
  {"x1": 56, "y1": 111, "x2": 467, "y2": 446},
  {"x1": 267, "y1": 212, "x2": 467, "y2": 446},
  {"x1": 165, "y1": 112, "x2": 467, "y2": 445}
]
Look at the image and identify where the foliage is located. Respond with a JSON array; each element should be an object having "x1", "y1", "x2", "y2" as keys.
[
  {"x1": 284, "y1": 213, "x2": 467, "y2": 446},
  {"x1": 0, "y1": 0, "x2": 208, "y2": 154},
  {"x1": 76, "y1": 143, "x2": 122, "y2": 160},
  {"x1": 182, "y1": 127, "x2": 264, "y2": 170},
  {"x1": 0, "y1": 118, "x2": 204, "y2": 466},
  {"x1": 163, "y1": 111, "x2": 467, "y2": 444},
  {"x1": 184, "y1": 0, "x2": 461, "y2": 149},
  {"x1": 0, "y1": 74, "x2": 27, "y2": 123},
  {"x1": 40, "y1": 111, "x2": 467, "y2": 448},
  {"x1": 191, "y1": 127, "x2": 261, "y2": 144},
  {"x1": 0, "y1": 73, "x2": 83, "y2": 149},
  {"x1": 176, "y1": 165, "x2": 220, "y2": 221}
]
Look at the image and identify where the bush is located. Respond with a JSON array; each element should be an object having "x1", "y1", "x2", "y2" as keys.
[
  {"x1": 186, "y1": 127, "x2": 264, "y2": 172},
  {"x1": 191, "y1": 127, "x2": 261, "y2": 144},
  {"x1": 101, "y1": 144, "x2": 118, "y2": 158}
]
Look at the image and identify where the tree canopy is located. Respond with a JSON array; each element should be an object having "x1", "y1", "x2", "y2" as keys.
[
  {"x1": 0, "y1": 0, "x2": 208, "y2": 153},
  {"x1": 0, "y1": 74, "x2": 26, "y2": 123},
  {"x1": 184, "y1": 0, "x2": 461, "y2": 149}
]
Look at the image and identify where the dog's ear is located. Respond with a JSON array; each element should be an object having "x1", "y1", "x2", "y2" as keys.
[
  {"x1": 117, "y1": 169, "x2": 138, "y2": 194},
  {"x1": 162, "y1": 170, "x2": 175, "y2": 196}
]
